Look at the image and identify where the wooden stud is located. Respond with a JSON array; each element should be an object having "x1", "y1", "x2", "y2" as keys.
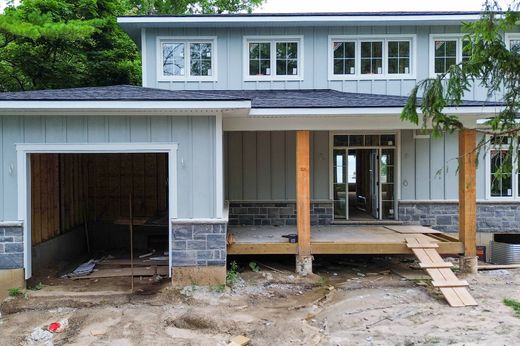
[
  {"x1": 458, "y1": 128, "x2": 477, "y2": 257},
  {"x1": 296, "y1": 130, "x2": 311, "y2": 257}
]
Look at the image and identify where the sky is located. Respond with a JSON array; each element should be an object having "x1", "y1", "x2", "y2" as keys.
[{"x1": 0, "y1": 0, "x2": 514, "y2": 13}]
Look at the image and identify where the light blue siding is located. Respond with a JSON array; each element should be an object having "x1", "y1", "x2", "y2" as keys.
[
  {"x1": 224, "y1": 131, "x2": 330, "y2": 201},
  {"x1": 400, "y1": 129, "x2": 486, "y2": 200},
  {"x1": 0, "y1": 115, "x2": 217, "y2": 221},
  {"x1": 144, "y1": 25, "x2": 489, "y2": 101}
]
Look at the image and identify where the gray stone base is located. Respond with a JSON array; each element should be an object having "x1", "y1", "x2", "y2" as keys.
[
  {"x1": 0, "y1": 226, "x2": 24, "y2": 269},
  {"x1": 171, "y1": 222, "x2": 227, "y2": 267},
  {"x1": 399, "y1": 202, "x2": 520, "y2": 232},
  {"x1": 229, "y1": 201, "x2": 333, "y2": 226}
]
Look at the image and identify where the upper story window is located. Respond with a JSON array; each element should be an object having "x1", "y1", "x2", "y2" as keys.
[
  {"x1": 328, "y1": 35, "x2": 415, "y2": 80},
  {"x1": 157, "y1": 37, "x2": 217, "y2": 81},
  {"x1": 430, "y1": 35, "x2": 471, "y2": 76},
  {"x1": 486, "y1": 136, "x2": 519, "y2": 199},
  {"x1": 505, "y1": 33, "x2": 520, "y2": 52},
  {"x1": 244, "y1": 36, "x2": 303, "y2": 80}
]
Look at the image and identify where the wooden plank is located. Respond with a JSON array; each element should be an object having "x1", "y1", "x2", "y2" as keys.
[
  {"x1": 431, "y1": 280, "x2": 469, "y2": 287},
  {"x1": 386, "y1": 225, "x2": 442, "y2": 234},
  {"x1": 458, "y1": 128, "x2": 477, "y2": 257},
  {"x1": 419, "y1": 262, "x2": 453, "y2": 269},
  {"x1": 72, "y1": 266, "x2": 169, "y2": 279},
  {"x1": 227, "y1": 243, "x2": 298, "y2": 255},
  {"x1": 439, "y1": 288, "x2": 465, "y2": 307},
  {"x1": 296, "y1": 130, "x2": 311, "y2": 257},
  {"x1": 157, "y1": 154, "x2": 167, "y2": 212},
  {"x1": 31, "y1": 155, "x2": 42, "y2": 245},
  {"x1": 407, "y1": 243, "x2": 439, "y2": 249},
  {"x1": 144, "y1": 154, "x2": 158, "y2": 216},
  {"x1": 452, "y1": 287, "x2": 478, "y2": 306}
]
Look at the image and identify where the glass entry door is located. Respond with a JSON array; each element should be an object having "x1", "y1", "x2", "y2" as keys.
[{"x1": 332, "y1": 134, "x2": 396, "y2": 221}]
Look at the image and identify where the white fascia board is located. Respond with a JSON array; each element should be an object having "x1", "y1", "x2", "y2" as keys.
[
  {"x1": 0, "y1": 100, "x2": 251, "y2": 111},
  {"x1": 248, "y1": 106, "x2": 501, "y2": 117},
  {"x1": 117, "y1": 14, "x2": 481, "y2": 26}
]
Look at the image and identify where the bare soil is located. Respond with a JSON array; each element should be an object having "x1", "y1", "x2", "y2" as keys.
[{"x1": 2, "y1": 256, "x2": 520, "y2": 345}]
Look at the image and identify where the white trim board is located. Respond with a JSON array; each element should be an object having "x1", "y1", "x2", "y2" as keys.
[{"x1": 16, "y1": 143, "x2": 179, "y2": 280}]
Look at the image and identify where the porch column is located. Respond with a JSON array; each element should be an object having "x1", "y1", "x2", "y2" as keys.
[
  {"x1": 296, "y1": 130, "x2": 312, "y2": 275},
  {"x1": 458, "y1": 128, "x2": 477, "y2": 273}
]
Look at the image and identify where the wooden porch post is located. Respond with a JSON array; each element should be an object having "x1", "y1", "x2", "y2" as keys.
[
  {"x1": 458, "y1": 128, "x2": 478, "y2": 273},
  {"x1": 296, "y1": 130, "x2": 312, "y2": 275}
]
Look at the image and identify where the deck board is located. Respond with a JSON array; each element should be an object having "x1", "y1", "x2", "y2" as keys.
[{"x1": 227, "y1": 225, "x2": 463, "y2": 255}]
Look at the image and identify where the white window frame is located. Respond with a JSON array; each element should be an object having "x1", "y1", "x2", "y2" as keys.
[
  {"x1": 156, "y1": 36, "x2": 217, "y2": 81},
  {"x1": 485, "y1": 136, "x2": 520, "y2": 200},
  {"x1": 243, "y1": 35, "x2": 304, "y2": 81},
  {"x1": 429, "y1": 34, "x2": 468, "y2": 77},
  {"x1": 328, "y1": 34, "x2": 416, "y2": 80},
  {"x1": 505, "y1": 33, "x2": 520, "y2": 50}
]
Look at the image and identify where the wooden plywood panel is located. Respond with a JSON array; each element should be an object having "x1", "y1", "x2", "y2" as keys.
[
  {"x1": 430, "y1": 136, "x2": 445, "y2": 200},
  {"x1": 227, "y1": 132, "x2": 243, "y2": 200},
  {"x1": 415, "y1": 138, "x2": 430, "y2": 199},
  {"x1": 256, "y1": 132, "x2": 271, "y2": 200},
  {"x1": 242, "y1": 132, "x2": 257, "y2": 200},
  {"x1": 270, "y1": 131, "x2": 286, "y2": 200},
  {"x1": 145, "y1": 154, "x2": 159, "y2": 216}
]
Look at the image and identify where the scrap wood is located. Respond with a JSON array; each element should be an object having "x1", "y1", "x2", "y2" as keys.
[
  {"x1": 139, "y1": 250, "x2": 155, "y2": 259},
  {"x1": 228, "y1": 335, "x2": 250, "y2": 346},
  {"x1": 478, "y1": 264, "x2": 520, "y2": 270},
  {"x1": 256, "y1": 261, "x2": 286, "y2": 273},
  {"x1": 72, "y1": 266, "x2": 168, "y2": 279}
]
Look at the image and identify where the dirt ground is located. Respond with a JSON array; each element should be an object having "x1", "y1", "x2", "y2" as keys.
[{"x1": 1, "y1": 255, "x2": 520, "y2": 345}]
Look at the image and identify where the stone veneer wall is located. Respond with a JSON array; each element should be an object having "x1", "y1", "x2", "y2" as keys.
[
  {"x1": 228, "y1": 202, "x2": 333, "y2": 226},
  {"x1": 0, "y1": 226, "x2": 24, "y2": 269},
  {"x1": 399, "y1": 202, "x2": 520, "y2": 232},
  {"x1": 171, "y1": 222, "x2": 227, "y2": 267}
]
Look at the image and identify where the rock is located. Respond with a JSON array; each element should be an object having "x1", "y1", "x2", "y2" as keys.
[{"x1": 27, "y1": 327, "x2": 53, "y2": 344}]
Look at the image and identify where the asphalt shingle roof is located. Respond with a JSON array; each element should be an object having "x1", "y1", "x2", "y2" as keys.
[{"x1": 0, "y1": 85, "x2": 500, "y2": 109}]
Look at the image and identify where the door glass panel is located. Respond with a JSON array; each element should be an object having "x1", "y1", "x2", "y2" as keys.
[
  {"x1": 334, "y1": 135, "x2": 349, "y2": 147},
  {"x1": 381, "y1": 134, "x2": 395, "y2": 146},
  {"x1": 333, "y1": 149, "x2": 347, "y2": 219},
  {"x1": 349, "y1": 135, "x2": 364, "y2": 146},
  {"x1": 381, "y1": 149, "x2": 395, "y2": 219}
]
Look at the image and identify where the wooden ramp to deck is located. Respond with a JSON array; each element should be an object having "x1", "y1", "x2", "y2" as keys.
[{"x1": 406, "y1": 236, "x2": 477, "y2": 307}]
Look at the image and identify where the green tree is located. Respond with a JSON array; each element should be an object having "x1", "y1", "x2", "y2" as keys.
[
  {"x1": 0, "y1": 0, "x2": 265, "y2": 91},
  {"x1": 401, "y1": 1, "x2": 520, "y2": 139}
]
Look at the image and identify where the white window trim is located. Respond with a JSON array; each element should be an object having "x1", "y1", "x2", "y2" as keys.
[
  {"x1": 328, "y1": 34, "x2": 417, "y2": 80},
  {"x1": 505, "y1": 33, "x2": 520, "y2": 49},
  {"x1": 484, "y1": 135, "x2": 519, "y2": 200},
  {"x1": 156, "y1": 36, "x2": 218, "y2": 82},
  {"x1": 429, "y1": 33, "x2": 467, "y2": 78},
  {"x1": 243, "y1": 35, "x2": 304, "y2": 81}
]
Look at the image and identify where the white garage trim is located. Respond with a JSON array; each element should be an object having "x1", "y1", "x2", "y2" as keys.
[{"x1": 16, "y1": 143, "x2": 179, "y2": 280}]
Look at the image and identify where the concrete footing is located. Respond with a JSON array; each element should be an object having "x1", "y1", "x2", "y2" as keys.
[
  {"x1": 296, "y1": 255, "x2": 313, "y2": 276},
  {"x1": 459, "y1": 256, "x2": 478, "y2": 274},
  {"x1": 171, "y1": 266, "x2": 226, "y2": 287}
]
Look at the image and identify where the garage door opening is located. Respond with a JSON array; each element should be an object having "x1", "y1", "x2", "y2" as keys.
[{"x1": 29, "y1": 152, "x2": 170, "y2": 286}]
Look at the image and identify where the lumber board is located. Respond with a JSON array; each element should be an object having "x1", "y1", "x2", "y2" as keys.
[
  {"x1": 478, "y1": 264, "x2": 520, "y2": 270},
  {"x1": 418, "y1": 262, "x2": 453, "y2": 269},
  {"x1": 458, "y1": 129, "x2": 477, "y2": 257},
  {"x1": 296, "y1": 130, "x2": 311, "y2": 257},
  {"x1": 431, "y1": 280, "x2": 469, "y2": 288},
  {"x1": 72, "y1": 266, "x2": 169, "y2": 279},
  {"x1": 407, "y1": 243, "x2": 439, "y2": 249},
  {"x1": 386, "y1": 225, "x2": 442, "y2": 234}
]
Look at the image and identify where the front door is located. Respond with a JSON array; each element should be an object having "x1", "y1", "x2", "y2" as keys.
[{"x1": 369, "y1": 149, "x2": 380, "y2": 219}]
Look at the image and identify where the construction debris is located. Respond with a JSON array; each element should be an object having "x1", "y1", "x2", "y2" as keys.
[
  {"x1": 26, "y1": 327, "x2": 53, "y2": 344},
  {"x1": 65, "y1": 260, "x2": 96, "y2": 278},
  {"x1": 228, "y1": 335, "x2": 250, "y2": 346}
]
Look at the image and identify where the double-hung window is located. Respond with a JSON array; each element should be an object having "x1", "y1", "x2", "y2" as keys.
[
  {"x1": 158, "y1": 37, "x2": 216, "y2": 81},
  {"x1": 505, "y1": 33, "x2": 520, "y2": 52},
  {"x1": 430, "y1": 35, "x2": 472, "y2": 76},
  {"x1": 329, "y1": 36, "x2": 415, "y2": 79},
  {"x1": 244, "y1": 37, "x2": 303, "y2": 80},
  {"x1": 486, "y1": 136, "x2": 520, "y2": 199}
]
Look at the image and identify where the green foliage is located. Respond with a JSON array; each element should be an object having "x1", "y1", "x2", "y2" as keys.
[
  {"x1": 7, "y1": 287, "x2": 24, "y2": 297},
  {"x1": 248, "y1": 261, "x2": 260, "y2": 272},
  {"x1": 0, "y1": 0, "x2": 265, "y2": 91},
  {"x1": 226, "y1": 260, "x2": 239, "y2": 286},
  {"x1": 504, "y1": 298, "x2": 520, "y2": 317},
  {"x1": 210, "y1": 284, "x2": 226, "y2": 293},
  {"x1": 401, "y1": 1, "x2": 520, "y2": 139},
  {"x1": 30, "y1": 282, "x2": 44, "y2": 290}
]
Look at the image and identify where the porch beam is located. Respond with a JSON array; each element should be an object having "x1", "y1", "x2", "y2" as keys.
[
  {"x1": 458, "y1": 128, "x2": 477, "y2": 273},
  {"x1": 296, "y1": 130, "x2": 312, "y2": 275}
]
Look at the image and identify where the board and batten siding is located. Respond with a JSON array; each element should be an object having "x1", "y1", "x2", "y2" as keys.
[
  {"x1": 224, "y1": 131, "x2": 329, "y2": 201},
  {"x1": 400, "y1": 130, "x2": 486, "y2": 201},
  {"x1": 0, "y1": 115, "x2": 217, "y2": 221},
  {"x1": 145, "y1": 25, "x2": 490, "y2": 101}
]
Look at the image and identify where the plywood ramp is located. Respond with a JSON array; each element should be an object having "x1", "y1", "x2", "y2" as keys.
[{"x1": 406, "y1": 236, "x2": 477, "y2": 307}]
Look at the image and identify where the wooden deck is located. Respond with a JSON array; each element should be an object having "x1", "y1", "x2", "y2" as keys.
[{"x1": 227, "y1": 225, "x2": 462, "y2": 255}]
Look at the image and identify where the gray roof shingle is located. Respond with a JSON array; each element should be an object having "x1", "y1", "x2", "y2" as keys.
[{"x1": 0, "y1": 85, "x2": 501, "y2": 109}]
